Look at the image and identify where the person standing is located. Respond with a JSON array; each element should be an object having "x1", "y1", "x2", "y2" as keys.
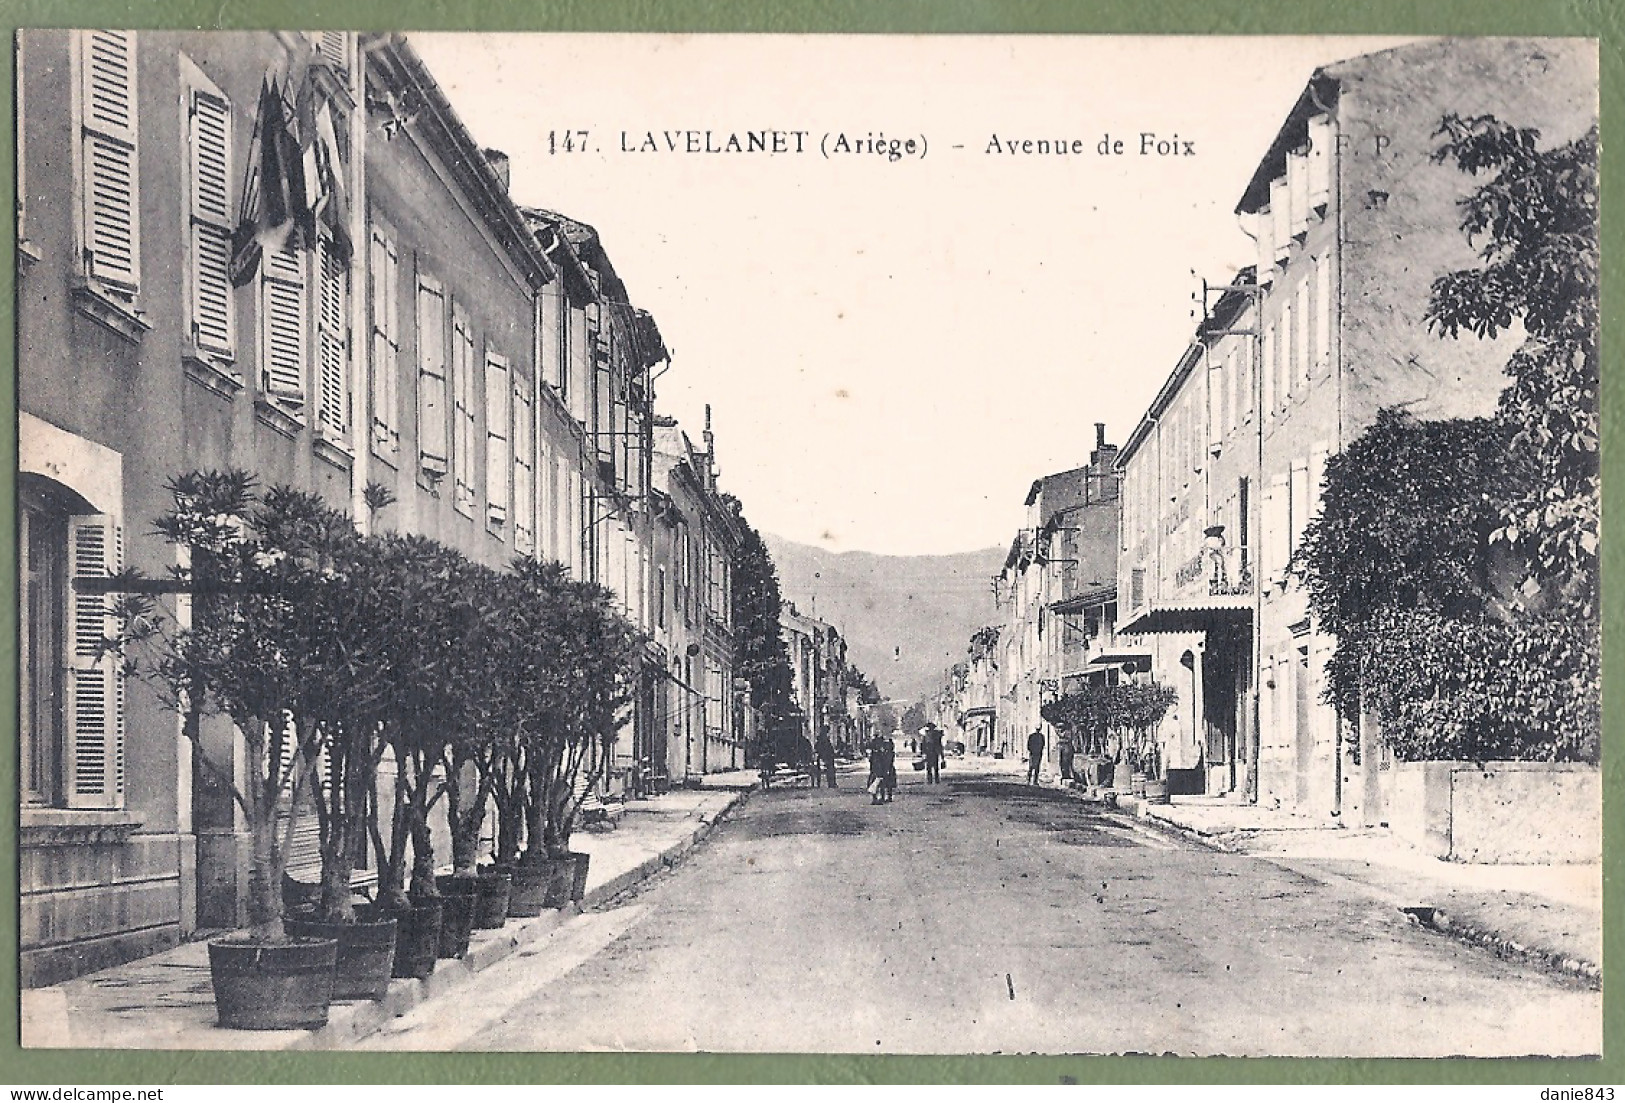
[
  {"x1": 922, "y1": 724, "x2": 945, "y2": 784},
  {"x1": 816, "y1": 728, "x2": 838, "y2": 789},
  {"x1": 1026, "y1": 728, "x2": 1046, "y2": 785},
  {"x1": 867, "y1": 734, "x2": 890, "y2": 804},
  {"x1": 1057, "y1": 729, "x2": 1076, "y2": 783}
]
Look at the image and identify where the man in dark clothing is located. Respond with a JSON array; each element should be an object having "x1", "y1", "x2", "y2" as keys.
[
  {"x1": 815, "y1": 729, "x2": 837, "y2": 789},
  {"x1": 1026, "y1": 728, "x2": 1046, "y2": 785},
  {"x1": 921, "y1": 724, "x2": 945, "y2": 784}
]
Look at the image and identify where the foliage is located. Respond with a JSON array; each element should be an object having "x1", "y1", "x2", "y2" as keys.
[
  {"x1": 1425, "y1": 115, "x2": 1599, "y2": 606},
  {"x1": 1040, "y1": 681, "x2": 1179, "y2": 758},
  {"x1": 1344, "y1": 608, "x2": 1598, "y2": 763},
  {"x1": 722, "y1": 495, "x2": 797, "y2": 756},
  {"x1": 900, "y1": 700, "x2": 929, "y2": 736}
]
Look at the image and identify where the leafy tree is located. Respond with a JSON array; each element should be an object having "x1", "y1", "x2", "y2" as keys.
[
  {"x1": 1425, "y1": 115, "x2": 1599, "y2": 606},
  {"x1": 1041, "y1": 682, "x2": 1179, "y2": 760},
  {"x1": 900, "y1": 700, "x2": 929, "y2": 736},
  {"x1": 722, "y1": 495, "x2": 796, "y2": 757}
]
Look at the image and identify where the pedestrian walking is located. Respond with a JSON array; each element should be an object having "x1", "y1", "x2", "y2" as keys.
[
  {"x1": 881, "y1": 740, "x2": 898, "y2": 803},
  {"x1": 1057, "y1": 730, "x2": 1076, "y2": 782},
  {"x1": 816, "y1": 728, "x2": 838, "y2": 789},
  {"x1": 867, "y1": 735, "x2": 889, "y2": 804},
  {"x1": 921, "y1": 723, "x2": 945, "y2": 784},
  {"x1": 1026, "y1": 728, "x2": 1046, "y2": 785}
]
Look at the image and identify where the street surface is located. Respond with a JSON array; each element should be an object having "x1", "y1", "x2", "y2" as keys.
[{"x1": 359, "y1": 764, "x2": 1600, "y2": 1056}]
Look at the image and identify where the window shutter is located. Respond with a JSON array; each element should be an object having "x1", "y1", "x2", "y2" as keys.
[
  {"x1": 1289, "y1": 463, "x2": 1311, "y2": 561},
  {"x1": 1255, "y1": 207, "x2": 1275, "y2": 288},
  {"x1": 1261, "y1": 320, "x2": 1276, "y2": 414},
  {"x1": 1295, "y1": 279, "x2": 1311, "y2": 389},
  {"x1": 513, "y1": 370, "x2": 535, "y2": 552},
  {"x1": 188, "y1": 84, "x2": 234, "y2": 355},
  {"x1": 1287, "y1": 150, "x2": 1310, "y2": 239},
  {"x1": 485, "y1": 353, "x2": 511, "y2": 525},
  {"x1": 260, "y1": 243, "x2": 308, "y2": 405},
  {"x1": 79, "y1": 30, "x2": 140, "y2": 291},
  {"x1": 451, "y1": 310, "x2": 477, "y2": 513},
  {"x1": 1279, "y1": 300, "x2": 1294, "y2": 403},
  {"x1": 369, "y1": 228, "x2": 400, "y2": 452},
  {"x1": 416, "y1": 275, "x2": 448, "y2": 473},
  {"x1": 316, "y1": 241, "x2": 348, "y2": 436},
  {"x1": 1307, "y1": 114, "x2": 1333, "y2": 212},
  {"x1": 1270, "y1": 177, "x2": 1292, "y2": 263},
  {"x1": 1314, "y1": 255, "x2": 1332, "y2": 372},
  {"x1": 66, "y1": 515, "x2": 124, "y2": 810},
  {"x1": 1309, "y1": 444, "x2": 1329, "y2": 529},
  {"x1": 315, "y1": 31, "x2": 351, "y2": 81}
]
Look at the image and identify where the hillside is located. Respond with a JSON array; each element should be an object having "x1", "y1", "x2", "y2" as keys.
[{"x1": 762, "y1": 534, "x2": 1006, "y2": 703}]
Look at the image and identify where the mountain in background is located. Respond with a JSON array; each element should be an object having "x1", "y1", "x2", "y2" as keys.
[{"x1": 762, "y1": 534, "x2": 1006, "y2": 704}]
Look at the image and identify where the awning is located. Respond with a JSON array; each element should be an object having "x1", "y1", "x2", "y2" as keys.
[
  {"x1": 961, "y1": 706, "x2": 996, "y2": 719},
  {"x1": 1116, "y1": 595, "x2": 1252, "y2": 636},
  {"x1": 1050, "y1": 583, "x2": 1117, "y2": 615},
  {"x1": 1087, "y1": 651, "x2": 1152, "y2": 668}
]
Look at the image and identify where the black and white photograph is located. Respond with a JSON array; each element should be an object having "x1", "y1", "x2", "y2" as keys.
[{"x1": 14, "y1": 30, "x2": 1602, "y2": 1059}]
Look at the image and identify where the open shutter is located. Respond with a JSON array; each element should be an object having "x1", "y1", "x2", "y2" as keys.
[
  {"x1": 1255, "y1": 207, "x2": 1274, "y2": 288},
  {"x1": 1309, "y1": 444, "x2": 1330, "y2": 530},
  {"x1": 485, "y1": 352, "x2": 510, "y2": 525},
  {"x1": 1270, "y1": 177, "x2": 1292, "y2": 263},
  {"x1": 315, "y1": 32, "x2": 351, "y2": 82},
  {"x1": 1307, "y1": 114, "x2": 1333, "y2": 212},
  {"x1": 188, "y1": 83, "x2": 234, "y2": 355},
  {"x1": 512, "y1": 370, "x2": 535, "y2": 552},
  {"x1": 261, "y1": 243, "x2": 308, "y2": 404},
  {"x1": 1314, "y1": 256, "x2": 1332, "y2": 373},
  {"x1": 66, "y1": 515, "x2": 124, "y2": 810},
  {"x1": 416, "y1": 274, "x2": 448, "y2": 474},
  {"x1": 369, "y1": 227, "x2": 400, "y2": 452},
  {"x1": 316, "y1": 241, "x2": 348, "y2": 436},
  {"x1": 1295, "y1": 279, "x2": 1311, "y2": 389},
  {"x1": 79, "y1": 30, "x2": 140, "y2": 291},
  {"x1": 1287, "y1": 149, "x2": 1310, "y2": 240},
  {"x1": 450, "y1": 310, "x2": 477, "y2": 513},
  {"x1": 1288, "y1": 463, "x2": 1311, "y2": 563}
]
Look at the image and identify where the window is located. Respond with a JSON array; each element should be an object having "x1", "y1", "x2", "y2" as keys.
[
  {"x1": 657, "y1": 565, "x2": 667, "y2": 629},
  {"x1": 260, "y1": 241, "x2": 308, "y2": 409},
  {"x1": 315, "y1": 241, "x2": 349, "y2": 438},
  {"x1": 77, "y1": 30, "x2": 140, "y2": 293},
  {"x1": 22, "y1": 490, "x2": 125, "y2": 810},
  {"x1": 1130, "y1": 567, "x2": 1145, "y2": 610},
  {"x1": 512, "y1": 369, "x2": 535, "y2": 553},
  {"x1": 369, "y1": 226, "x2": 401, "y2": 457},
  {"x1": 450, "y1": 310, "x2": 477, "y2": 515},
  {"x1": 183, "y1": 62, "x2": 234, "y2": 359},
  {"x1": 485, "y1": 352, "x2": 511, "y2": 528},
  {"x1": 568, "y1": 303, "x2": 589, "y2": 425},
  {"x1": 1307, "y1": 114, "x2": 1334, "y2": 211},
  {"x1": 415, "y1": 272, "x2": 448, "y2": 476}
]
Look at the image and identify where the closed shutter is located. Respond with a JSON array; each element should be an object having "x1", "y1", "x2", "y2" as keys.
[
  {"x1": 1264, "y1": 478, "x2": 1289, "y2": 583},
  {"x1": 513, "y1": 371, "x2": 535, "y2": 553},
  {"x1": 369, "y1": 227, "x2": 400, "y2": 452},
  {"x1": 260, "y1": 243, "x2": 308, "y2": 404},
  {"x1": 78, "y1": 30, "x2": 140, "y2": 290},
  {"x1": 486, "y1": 353, "x2": 510, "y2": 525},
  {"x1": 66, "y1": 515, "x2": 124, "y2": 810},
  {"x1": 187, "y1": 83, "x2": 234, "y2": 355},
  {"x1": 316, "y1": 241, "x2": 348, "y2": 436},
  {"x1": 451, "y1": 310, "x2": 477, "y2": 513},
  {"x1": 416, "y1": 274, "x2": 448, "y2": 474}
]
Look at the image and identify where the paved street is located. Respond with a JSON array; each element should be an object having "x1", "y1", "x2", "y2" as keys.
[{"x1": 359, "y1": 765, "x2": 1600, "y2": 1057}]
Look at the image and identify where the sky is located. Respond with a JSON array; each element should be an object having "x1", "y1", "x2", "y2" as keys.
[{"x1": 410, "y1": 34, "x2": 1416, "y2": 556}]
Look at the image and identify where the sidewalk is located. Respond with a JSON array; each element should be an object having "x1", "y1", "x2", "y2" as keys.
[
  {"x1": 21, "y1": 785, "x2": 753, "y2": 1050},
  {"x1": 1108, "y1": 790, "x2": 1602, "y2": 984}
]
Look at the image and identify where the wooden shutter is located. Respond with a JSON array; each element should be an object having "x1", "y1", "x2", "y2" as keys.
[
  {"x1": 1307, "y1": 114, "x2": 1333, "y2": 212},
  {"x1": 1295, "y1": 279, "x2": 1311, "y2": 389},
  {"x1": 451, "y1": 310, "x2": 477, "y2": 512},
  {"x1": 1279, "y1": 300, "x2": 1294, "y2": 403},
  {"x1": 513, "y1": 370, "x2": 535, "y2": 552},
  {"x1": 315, "y1": 31, "x2": 351, "y2": 81},
  {"x1": 1287, "y1": 150, "x2": 1310, "y2": 240},
  {"x1": 1289, "y1": 464, "x2": 1311, "y2": 561},
  {"x1": 485, "y1": 353, "x2": 511, "y2": 525},
  {"x1": 1309, "y1": 444, "x2": 1330, "y2": 530},
  {"x1": 260, "y1": 243, "x2": 308, "y2": 404},
  {"x1": 1261, "y1": 320, "x2": 1276, "y2": 414},
  {"x1": 316, "y1": 241, "x2": 348, "y2": 436},
  {"x1": 369, "y1": 227, "x2": 400, "y2": 453},
  {"x1": 1270, "y1": 177, "x2": 1291, "y2": 263},
  {"x1": 416, "y1": 274, "x2": 448, "y2": 474},
  {"x1": 1314, "y1": 255, "x2": 1332, "y2": 373},
  {"x1": 78, "y1": 30, "x2": 140, "y2": 290},
  {"x1": 66, "y1": 515, "x2": 124, "y2": 810},
  {"x1": 188, "y1": 82, "x2": 234, "y2": 355},
  {"x1": 1255, "y1": 206, "x2": 1274, "y2": 288}
]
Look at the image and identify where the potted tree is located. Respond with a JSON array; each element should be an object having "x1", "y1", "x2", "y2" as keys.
[{"x1": 112, "y1": 472, "x2": 337, "y2": 1029}]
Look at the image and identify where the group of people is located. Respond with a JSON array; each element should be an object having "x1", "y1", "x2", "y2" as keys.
[
  {"x1": 864, "y1": 723, "x2": 947, "y2": 803},
  {"x1": 1025, "y1": 727, "x2": 1079, "y2": 784}
]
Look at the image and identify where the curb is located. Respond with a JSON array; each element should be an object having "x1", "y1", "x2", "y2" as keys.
[{"x1": 294, "y1": 787, "x2": 752, "y2": 1050}]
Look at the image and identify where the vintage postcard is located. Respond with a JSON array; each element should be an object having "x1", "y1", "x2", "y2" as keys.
[{"x1": 15, "y1": 29, "x2": 1602, "y2": 1062}]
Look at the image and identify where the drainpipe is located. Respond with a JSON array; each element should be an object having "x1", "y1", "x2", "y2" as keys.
[
  {"x1": 1237, "y1": 217, "x2": 1266, "y2": 807},
  {"x1": 349, "y1": 51, "x2": 370, "y2": 533}
]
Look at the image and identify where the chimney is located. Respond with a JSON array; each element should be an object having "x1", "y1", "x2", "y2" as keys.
[
  {"x1": 1094, "y1": 422, "x2": 1106, "y2": 450},
  {"x1": 483, "y1": 148, "x2": 511, "y2": 192}
]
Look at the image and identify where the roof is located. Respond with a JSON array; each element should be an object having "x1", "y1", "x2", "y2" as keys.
[
  {"x1": 1050, "y1": 583, "x2": 1117, "y2": 615},
  {"x1": 1116, "y1": 595, "x2": 1252, "y2": 636}
]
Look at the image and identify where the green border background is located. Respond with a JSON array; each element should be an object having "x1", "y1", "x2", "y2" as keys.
[{"x1": 1, "y1": 0, "x2": 1618, "y2": 1086}]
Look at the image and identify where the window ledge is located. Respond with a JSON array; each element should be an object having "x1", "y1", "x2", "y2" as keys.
[
  {"x1": 21, "y1": 808, "x2": 144, "y2": 847},
  {"x1": 254, "y1": 397, "x2": 305, "y2": 440},
  {"x1": 71, "y1": 280, "x2": 151, "y2": 345},
  {"x1": 183, "y1": 353, "x2": 244, "y2": 400},
  {"x1": 314, "y1": 431, "x2": 354, "y2": 471}
]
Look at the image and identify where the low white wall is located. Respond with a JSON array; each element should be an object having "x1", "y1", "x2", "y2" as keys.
[{"x1": 1390, "y1": 761, "x2": 1599, "y2": 864}]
